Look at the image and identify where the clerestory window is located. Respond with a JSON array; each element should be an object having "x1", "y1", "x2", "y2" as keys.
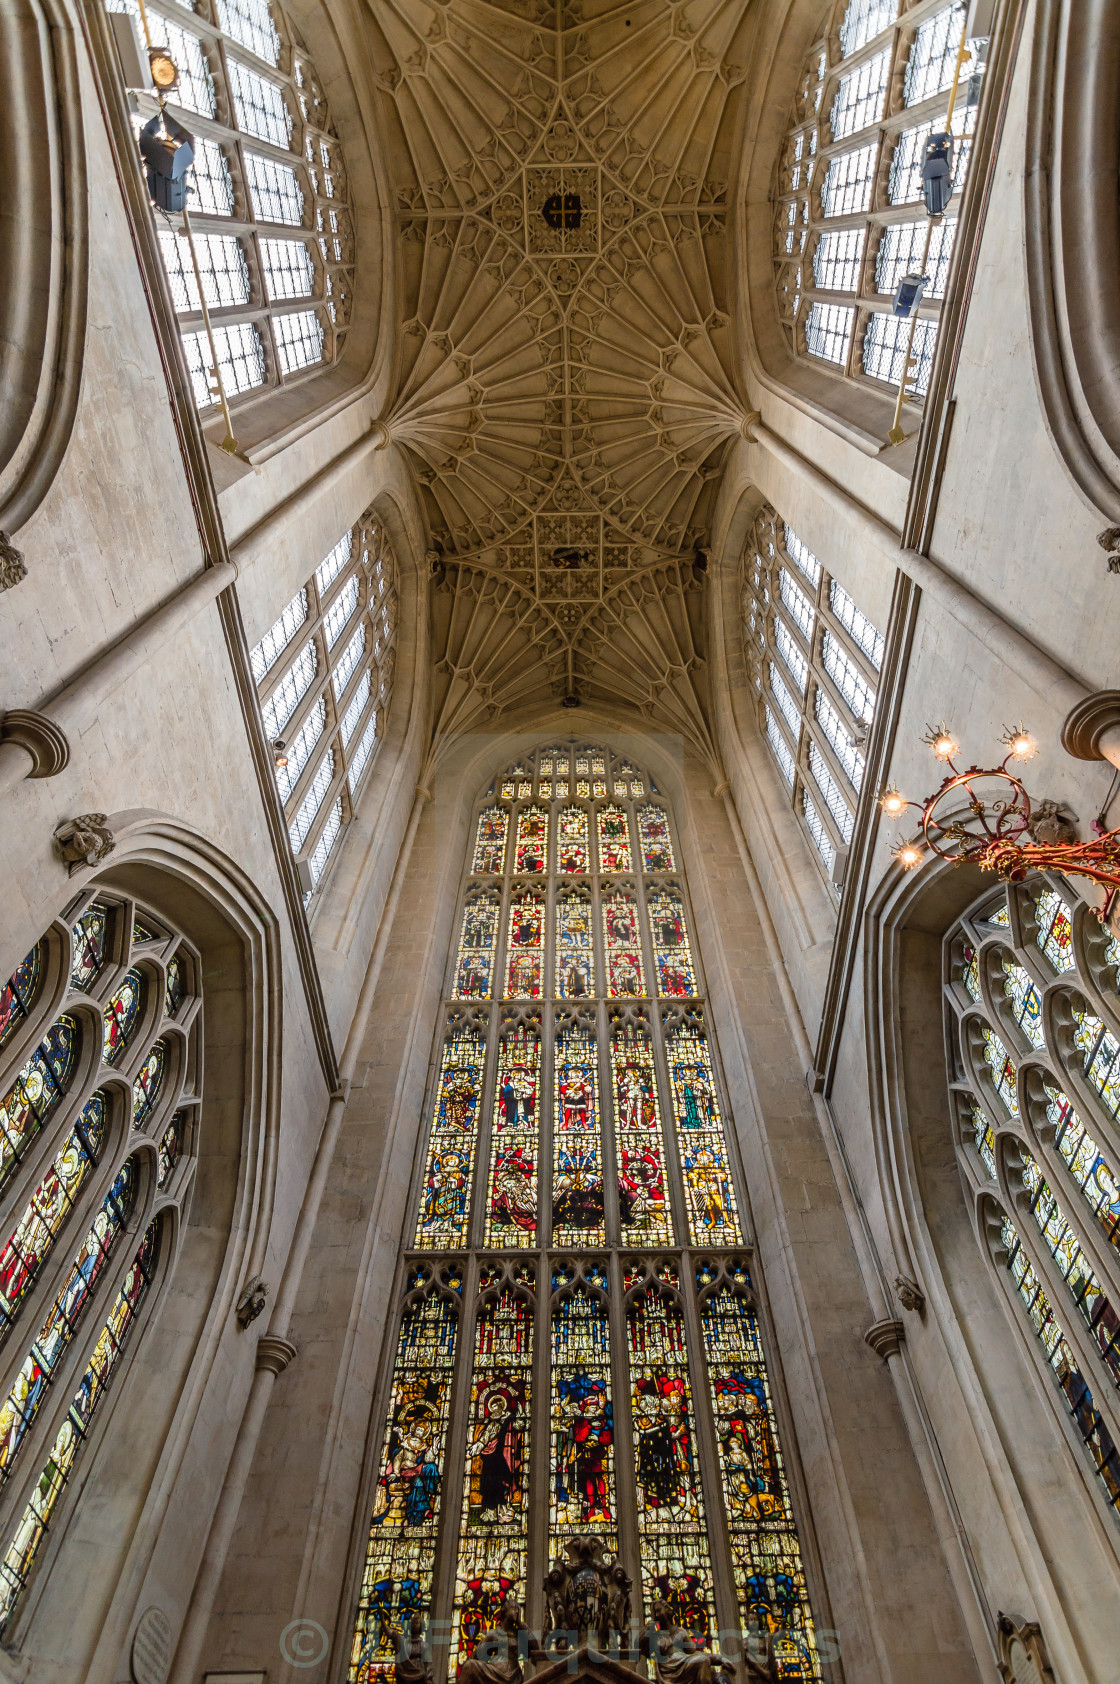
[
  {"x1": 249, "y1": 509, "x2": 397, "y2": 901},
  {"x1": 774, "y1": 0, "x2": 979, "y2": 408},
  {"x1": 109, "y1": 0, "x2": 353, "y2": 414},
  {"x1": 347, "y1": 745, "x2": 822, "y2": 1682},
  {"x1": 741, "y1": 506, "x2": 882, "y2": 888}
]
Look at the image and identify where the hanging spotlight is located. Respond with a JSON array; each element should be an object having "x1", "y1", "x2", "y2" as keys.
[
  {"x1": 147, "y1": 45, "x2": 179, "y2": 93},
  {"x1": 920, "y1": 132, "x2": 955, "y2": 217},
  {"x1": 892, "y1": 273, "x2": 929, "y2": 319},
  {"x1": 272, "y1": 739, "x2": 289, "y2": 769},
  {"x1": 138, "y1": 110, "x2": 195, "y2": 213}
]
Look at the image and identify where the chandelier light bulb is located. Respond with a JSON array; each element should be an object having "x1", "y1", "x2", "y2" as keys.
[
  {"x1": 895, "y1": 843, "x2": 924, "y2": 871},
  {"x1": 1001, "y1": 722, "x2": 1038, "y2": 761},
  {"x1": 932, "y1": 731, "x2": 958, "y2": 761},
  {"x1": 880, "y1": 787, "x2": 907, "y2": 817}
]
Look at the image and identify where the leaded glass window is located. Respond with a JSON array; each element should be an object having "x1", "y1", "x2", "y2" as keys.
[
  {"x1": 249, "y1": 508, "x2": 397, "y2": 901},
  {"x1": 110, "y1": 0, "x2": 353, "y2": 414},
  {"x1": 0, "y1": 893, "x2": 202, "y2": 1626},
  {"x1": 946, "y1": 878, "x2": 1120, "y2": 1511},
  {"x1": 774, "y1": 0, "x2": 979, "y2": 410},
  {"x1": 349, "y1": 745, "x2": 822, "y2": 1683},
  {"x1": 740, "y1": 505, "x2": 883, "y2": 889}
]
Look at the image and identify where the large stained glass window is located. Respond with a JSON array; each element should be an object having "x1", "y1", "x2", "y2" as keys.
[
  {"x1": 946, "y1": 876, "x2": 1120, "y2": 1514},
  {"x1": 351, "y1": 745, "x2": 821, "y2": 1681},
  {"x1": 0, "y1": 891, "x2": 202, "y2": 1631}
]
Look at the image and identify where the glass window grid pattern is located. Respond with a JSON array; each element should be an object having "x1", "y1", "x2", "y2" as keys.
[
  {"x1": 250, "y1": 512, "x2": 397, "y2": 899},
  {"x1": 348, "y1": 744, "x2": 822, "y2": 1682},
  {"x1": 945, "y1": 878, "x2": 1120, "y2": 1512},
  {"x1": 774, "y1": 0, "x2": 978, "y2": 407},
  {"x1": 0, "y1": 895, "x2": 201, "y2": 1626},
  {"x1": 133, "y1": 0, "x2": 353, "y2": 413},
  {"x1": 740, "y1": 507, "x2": 882, "y2": 890}
]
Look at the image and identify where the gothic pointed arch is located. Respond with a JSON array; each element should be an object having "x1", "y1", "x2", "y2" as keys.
[{"x1": 346, "y1": 742, "x2": 824, "y2": 1684}]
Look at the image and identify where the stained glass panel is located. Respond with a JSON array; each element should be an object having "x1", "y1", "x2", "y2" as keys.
[
  {"x1": 698, "y1": 1273, "x2": 820, "y2": 1680},
  {"x1": 553, "y1": 1020, "x2": 604, "y2": 1245},
  {"x1": 603, "y1": 890, "x2": 646, "y2": 999},
  {"x1": 351, "y1": 1279, "x2": 461, "y2": 1681},
  {"x1": 103, "y1": 969, "x2": 144, "y2": 1065},
  {"x1": 556, "y1": 887, "x2": 594, "y2": 1000},
  {"x1": 1073, "y1": 1008, "x2": 1120, "y2": 1119},
  {"x1": 647, "y1": 889, "x2": 697, "y2": 999},
  {"x1": 556, "y1": 806, "x2": 590, "y2": 875},
  {"x1": 473, "y1": 808, "x2": 509, "y2": 876},
  {"x1": 1003, "y1": 1217, "x2": 1120, "y2": 1507},
  {"x1": 597, "y1": 806, "x2": 632, "y2": 873},
  {"x1": 970, "y1": 1103, "x2": 996, "y2": 1179},
  {"x1": 415, "y1": 1023, "x2": 485, "y2": 1249},
  {"x1": 1019, "y1": 1150, "x2": 1120, "y2": 1385},
  {"x1": 961, "y1": 943, "x2": 980, "y2": 1001},
  {"x1": 550, "y1": 1272, "x2": 616, "y2": 1548},
  {"x1": 666, "y1": 1020, "x2": 742, "y2": 1244},
  {"x1": 1002, "y1": 958, "x2": 1044, "y2": 1049},
  {"x1": 612, "y1": 1022, "x2": 672, "y2": 1244},
  {"x1": 981, "y1": 1026, "x2": 1019, "y2": 1117},
  {"x1": 0, "y1": 948, "x2": 40, "y2": 1051},
  {"x1": 0, "y1": 1094, "x2": 107, "y2": 1344},
  {"x1": 165, "y1": 956, "x2": 186, "y2": 1018},
  {"x1": 0, "y1": 1219, "x2": 158, "y2": 1632},
  {"x1": 450, "y1": 1275, "x2": 533, "y2": 1676},
  {"x1": 454, "y1": 894, "x2": 499, "y2": 1001},
  {"x1": 484, "y1": 1025, "x2": 540, "y2": 1247},
  {"x1": 0, "y1": 1159, "x2": 136, "y2": 1488},
  {"x1": 1046, "y1": 1089, "x2": 1120, "y2": 1252},
  {"x1": 505, "y1": 891, "x2": 544, "y2": 1001},
  {"x1": 627, "y1": 1275, "x2": 714, "y2": 1642},
  {"x1": 158, "y1": 1112, "x2": 186, "y2": 1188},
  {"x1": 0, "y1": 1019, "x2": 78, "y2": 1195},
  {"x1": 514, "y1": 807, "x2": 548, "y2": 875},
  {"x1": 132, "y1": 1040, "x2": 168, "y2": 1128},
  {"x1": 70, "y1": 906, "x2": 108, "y2": 992},
  {"x1": 638, "y1": 806, "x2": 676, "y2": 873}
]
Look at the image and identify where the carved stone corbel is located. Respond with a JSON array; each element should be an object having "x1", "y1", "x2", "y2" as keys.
[
  {"x1": 1060, "y1": 689, "x2": 1120, "y2": 761},
  {"x1": 0, "y1": 534, "x2": 27, "y2": 591},
  {"x1": 53, "y1": 813, "x2": 115, "y2": 873},
  {"x1": 863, "y1": 1317, "x2": 905, "y2": 1359},
  {"x1": 996, "y1": 1614, "x2": 1055, "y2": 1684},
  {"x1": 255, "y1": 1334, "x2": 297, "y2": 1376},
  {"x1": 0, "y1": 710, "x2": 70, "y2": 777}
]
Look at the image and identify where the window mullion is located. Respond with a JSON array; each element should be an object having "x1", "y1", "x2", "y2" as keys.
[
  {"x1": 428, "y1": 1252, "x2": 483, "y2": 1668},
  {"x1": 466, "y1": 1007, "x2": 510, "y2": 1251},
  {"x1": 679, "y1": 1259, "x2": 744, "y2": 1647},
  {"x1": 606, "y1": 1250, "x2": 644, "y2": 1613}
]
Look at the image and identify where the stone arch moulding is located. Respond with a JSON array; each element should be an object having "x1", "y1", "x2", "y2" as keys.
[
  {"x1": 0, "y1": 810, "x2": 286, "y2": 1673},
  {"x1": 1025, "y1": 0, "x2": 1120, "y2": 523},
  {"x1": 0, "y1": 0, "x2": 89, "y2": 561}
]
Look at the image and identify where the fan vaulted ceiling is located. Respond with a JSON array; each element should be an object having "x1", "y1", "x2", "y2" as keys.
[{"x1": 369, "y1": 0, "x2": 755, "y2": 743}]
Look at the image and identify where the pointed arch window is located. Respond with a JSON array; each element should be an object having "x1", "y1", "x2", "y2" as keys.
[
  {"x1": 108, "y1": 0, "x2": 353, "y2": 412},
  {"x1": 349, "y1": 745, "x2": 822, "y2": 1682},
  {"x1": 740, "y1": 505, "x2": 883, "y2": 890},
  {"x1": 945, "y1": 878, "x2": 1120, "y2": 1511},
  {"x1": 249, "y1": 508, "x2": 397, "y2": 901},
  {"x1": 0, "y1": 892, "x2": 203, "y2": 1627},
  {"x1": 774, "y1": 0, "x2": 981, "y2": 408}
]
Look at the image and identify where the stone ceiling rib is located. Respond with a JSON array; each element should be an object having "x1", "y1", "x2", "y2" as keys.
[{"x1": 371, "y1": 0, "x2": 753, "y2": 730}]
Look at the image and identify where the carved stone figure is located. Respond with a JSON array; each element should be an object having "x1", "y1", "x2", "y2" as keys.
[
  {"x1": 639, "y1": 1599, "x2": 736, "y2": 1684},
  {"x1": 459, "y1": 1590, "x2": 538, "y2": 1684},
  {"x1": 53, "y1": 813, "x2": 115, "y2": 873},
  {"x1": 236, "y1": 1275, "x2": 269, "y2": 1328},
  {"x1": 0, "y1": 533, "x2": 27, "y2": 592},
  {"x1": 541, "y1": 1535, "x2": 632, "y2": 1650},
  {"x1": 895, "y1": 1274, "x2": 925, "y2": 1314},
  {"x1": 1026, "y1": 800, "x2": 1079, "y2": 846},
  {"x1": 393, "y1": 1609, "x2": 433, "y2": 1684}
]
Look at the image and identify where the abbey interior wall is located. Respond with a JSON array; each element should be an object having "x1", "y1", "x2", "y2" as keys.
[{"x1": 1, "y1": 0, "x2": 1118, "y2": 1679}]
